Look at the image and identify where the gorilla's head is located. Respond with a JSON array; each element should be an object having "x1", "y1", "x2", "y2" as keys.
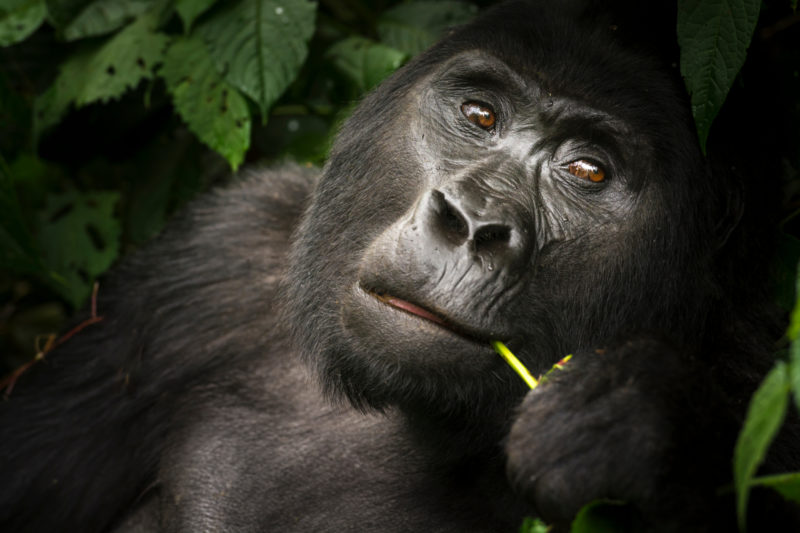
[{"x1": 287, "y1": 0, "x2": 722, "y2": 425}]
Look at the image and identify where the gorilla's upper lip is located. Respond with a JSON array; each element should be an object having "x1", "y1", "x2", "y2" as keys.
[{"x1": 360, "y1": 284, "x2": 492, "y2": 344}]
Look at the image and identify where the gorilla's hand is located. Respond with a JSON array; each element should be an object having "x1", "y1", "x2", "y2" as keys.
[{"x1": 505, "y1": 339, "x2": 731, "y2": 530}]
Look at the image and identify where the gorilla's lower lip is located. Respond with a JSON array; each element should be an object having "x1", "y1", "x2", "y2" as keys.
[{"x1": 362, "y1": 286, "x2": 489, "y2": 343}]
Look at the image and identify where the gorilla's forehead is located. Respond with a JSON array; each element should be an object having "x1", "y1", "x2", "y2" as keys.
[
  {"x1": 427, "y1": 49, "x2": 630, "y2": 130},
  {"x1": 411, "y1": 0, "x2": 685, "y2": 133}
]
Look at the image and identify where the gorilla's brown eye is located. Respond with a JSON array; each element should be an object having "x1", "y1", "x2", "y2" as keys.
[
  {"x1": 460, "y1": 101, "x2": 496, "y2": 130},
  {"x1": 566, "y1": 159, "x2": 605, "y2": 183}
]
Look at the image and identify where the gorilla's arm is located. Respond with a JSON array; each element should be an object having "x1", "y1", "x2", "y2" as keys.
[
  {"x1": 506, "y1": 339, "x2": 800, "y2": 531},
  {"x1": 0, "y1": 167, "x2": 314, "y2": 532}
]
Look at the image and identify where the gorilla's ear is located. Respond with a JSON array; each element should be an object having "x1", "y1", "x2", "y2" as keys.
[{"x1": 711, "y1": 169, "x2": 745, "y2": 251}]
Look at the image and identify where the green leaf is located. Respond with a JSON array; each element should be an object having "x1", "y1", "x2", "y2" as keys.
[
  {"x1": 197, "y1": 0, "x2": 316, "y2": 120},
  {"x1": 733, "y1": 361, "x2": 791, "y2": 531},
  {"x1": 33, "y1": 16, "x2": 169, "y2": 139},
  {"x1": 75, "y1": 16, "x2": 169, "y2": 105},
  {"x1": 0, "y1": 0, "x2": 46, "y2": 47},
  {"x1": 677, "y1": 0, "x2": 761, "y2": 152},
  {"x1": 570, "y1": 500, "x2": 636, "y2": 533},
  {"x1": 518, "y1": 516, "x2": 549, "y2": 533},
  {"x1": 326, "y1": 36, "x2": 407, "y2": 94},
  {"x1": 36, "y1": 190, "x2": 121, "y2": 307},
  {"x1": 46, "y1": 0, "x2": 157, "y2": 40},
  {"x1": 751, "y1": 472, "x2": 800, "y2": 503},
  {"x1": 161, "y1": 36, "x2": 251, "y2": 170},
  {"x1": 175, "y1": 0, "x2": 217, "y2": 32},
  {"x1": 377, "y1": 0, "x2": 477, "y2": 57}
]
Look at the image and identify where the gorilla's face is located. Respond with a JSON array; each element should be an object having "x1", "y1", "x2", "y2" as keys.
[{"x1": 288, "y1": 2, "x2": 708, "y2": 419}]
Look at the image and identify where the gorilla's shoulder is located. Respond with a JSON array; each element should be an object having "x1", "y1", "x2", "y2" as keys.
[
  {"x1": 153, "y1": 163, "x2": 319, "y2": 249},
  {"x1": 209, "y1": 163, "x2": 319, "y2": 217},
  {"x1": 105, "y1": 163, "x2": 319, "y2": 307}
]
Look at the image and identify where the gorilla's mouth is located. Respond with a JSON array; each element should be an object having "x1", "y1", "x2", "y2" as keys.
[{"x1": 362, "y1": 285, "x2": 490, "y2": 344}]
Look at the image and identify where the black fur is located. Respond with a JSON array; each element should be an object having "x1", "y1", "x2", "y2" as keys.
[{"x1": 2, "y1": 1, "x2": 798, "y2": 532}]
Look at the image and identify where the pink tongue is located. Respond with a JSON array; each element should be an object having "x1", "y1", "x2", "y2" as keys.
[{"x1": 385, "y1": 297, "x2": 447, "y2": 326}]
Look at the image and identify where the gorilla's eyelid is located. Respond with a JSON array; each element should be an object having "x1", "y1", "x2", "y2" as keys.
[{"x1": 434, "y1": 50, "x2": 528, "y2": 97}]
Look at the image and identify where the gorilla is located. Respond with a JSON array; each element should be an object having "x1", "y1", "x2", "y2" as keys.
[{"x1": 2, "y1": 0, "x2": 798, "y2": 531}]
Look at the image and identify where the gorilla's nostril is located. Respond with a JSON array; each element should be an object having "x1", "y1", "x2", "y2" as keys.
[
  {"x1": 430, "y1": 190, "x2": 469, "y2": 245},
  {"x1": 422, "y1": 189, "x2": 526, "y2": 270},
  {"x1": 473, "y1": 224, "x2": 511, "y2": 255}
]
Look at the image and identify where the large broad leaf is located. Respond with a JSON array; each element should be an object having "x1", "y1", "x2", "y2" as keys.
[
  {"x1": 175, "y1": 0, "x2": 218, "y2": 32},
  {"x1": 733, "y1": 361, "x2": 791, "y2": 530},
  {"x1": 377, "y1": 1, "x2": 477, "y2": 57},
  {"x1": 33, "y1": 16, "x2": 169, "y2": 139},
  {"x1": 45, "y1": 0, "x2": 157, "y2": 40},
  {"x1": 76, "y1": 15, "x2": 169, "y2": 105},
  {"x1": 197, "y1": 0, "x2": 316, "y2": 120},
  {"x1": 326, "y1": 36, "x2": 406, "y2": 94},
  {"x1": 0, "y1": 0, "x2": 46, "y2": 46},
  {"x1": 677, "y1": 0, "x2": 761, "y2": 152},
  {"x1": 161, "y1": 37, "x2": 251, "y2": 170},
  {"x1": 36, "y1": 190, "x2": 120, "y2": 307}
]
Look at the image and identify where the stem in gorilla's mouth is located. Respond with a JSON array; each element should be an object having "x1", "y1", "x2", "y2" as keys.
[
  {"x1": 366, "y1": 287, "x2": 570, "y2": 388},
  {"x1": 492, "y1": 341, "x2": 538, "y2": 389},
  {"x1": 491, "y1": 341, "x2": 573, "y2": 390}
]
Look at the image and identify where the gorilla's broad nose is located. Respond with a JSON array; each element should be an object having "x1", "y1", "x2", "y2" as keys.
[{"x1": 418, "y1": 188, "x2": 530, "y2": 273}]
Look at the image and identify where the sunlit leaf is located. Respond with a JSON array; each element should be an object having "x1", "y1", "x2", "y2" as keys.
[
  {"x1": 0, "y1": 0, "x2": 46, "y2": 47},
  {"x1": 33, "y1": 16, "x2": 168, "y2": 139},
  {"x1": 75, "y1": 16, "x2": 169, "y2": 105},
  {"x1": 733, "y1": 361, "x2": 791, "y2": 530},
  {"x1": 197, "y1": 0, "x2": 316, "y2": 120},
  {"x1": 161, "y1": 36, "x2": 251, "y2": 170},
  {"x1": 518, "y1": 516, "x2": 549, "y2": 533}
]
